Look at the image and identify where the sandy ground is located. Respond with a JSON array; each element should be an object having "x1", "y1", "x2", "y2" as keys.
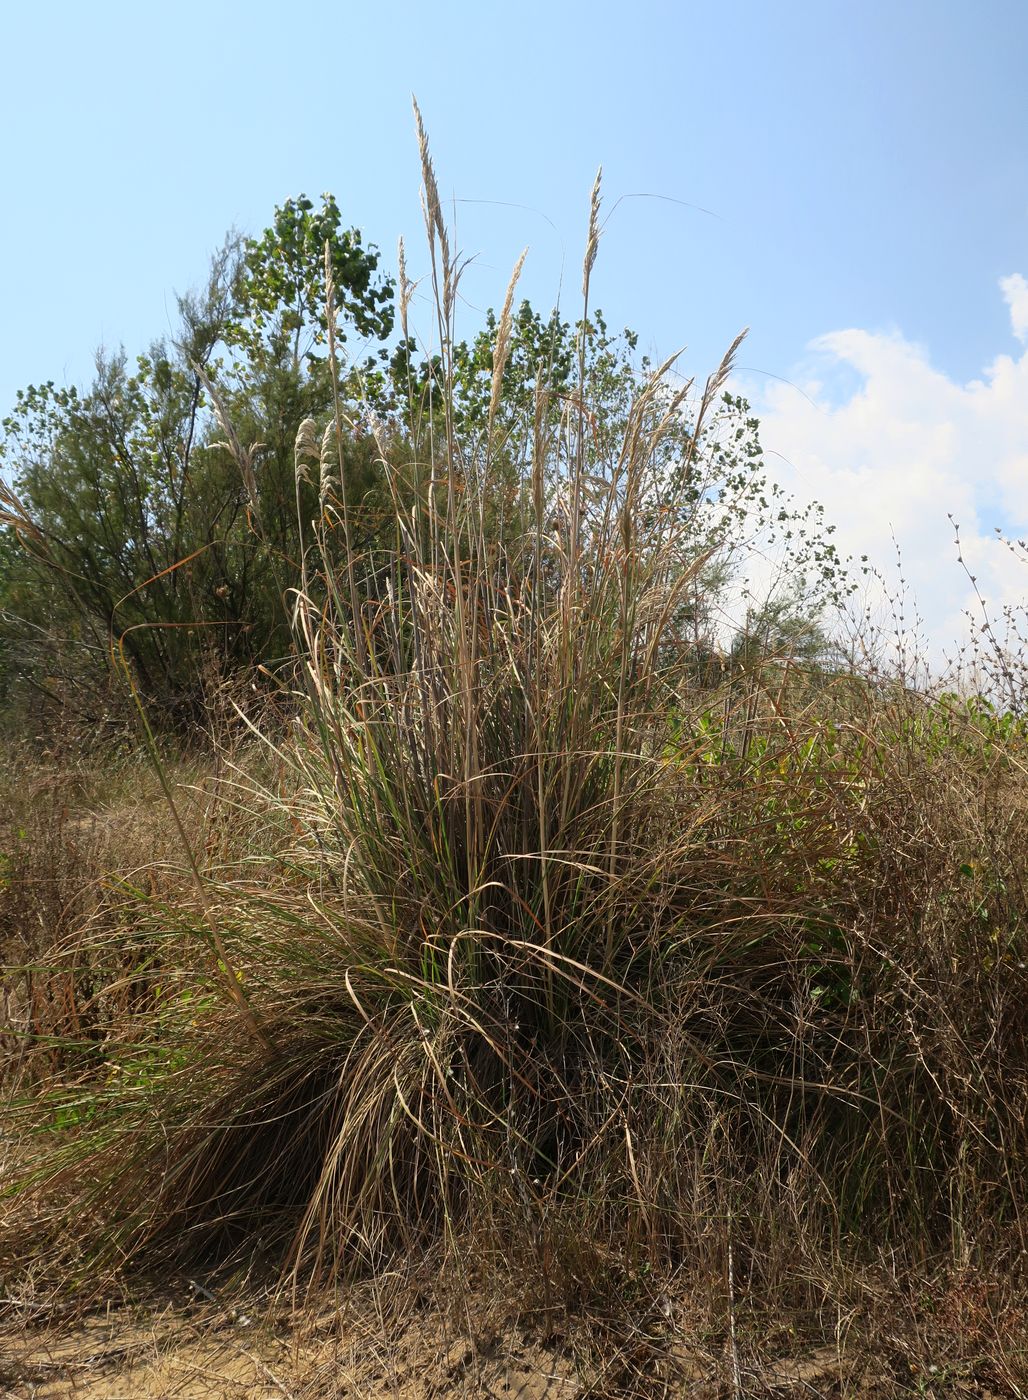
[
  {"x1": 1, "y1": 1296, "x2": 1020, "y2": 1398},
  {"x1": 0, "y1": 1300, "x2": 582, "y2": 1400}
]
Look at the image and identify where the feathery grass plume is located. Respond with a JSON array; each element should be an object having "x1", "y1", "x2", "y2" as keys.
[
  {"x1": 562, "y1": 166, "x2": 606, "y2": 587},
  {"x1": 706, "y1": 325, "x2": 748, "y2": 400},
  {"x1": 323, "y1": 240, "x2": 366, "y2": 674},
  {"x1": 193, "y1": 362, "x2": 263, "y2": 517},
  {"x1": 291, "y1": 423, "x2": 319, "y2": 642},
  {"x1": 679, "y1": 326, "x2": 749, "y2": 478},
  {"x1": 412, "y1": 94, "x2": 451, "y2": 313},
  {"x1": 0, "y1": 480, "x2": 44, "y2": 541},
  {"x1": 582, "y1": 166, "x2": 603, "y2": 299},
  {"x1": 317, "y1": 422, "x2": 338, "y2": 512},
  {"x1": 293, "y1": 417, "x2": 319, "y2": 487},
  {"x1": 393, "y1": 234, "x2": 423, "y2": 458},
  {"x1": 488, "y1": 248, "x2": 528, "y2": 440},
  {"x1": 397, "y1": 234, "x2": 413, "y2": 345}
]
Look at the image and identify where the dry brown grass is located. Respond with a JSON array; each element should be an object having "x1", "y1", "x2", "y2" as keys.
[{"x1": 2, "y1": 118, "x2": 1028, "y2": 1397}]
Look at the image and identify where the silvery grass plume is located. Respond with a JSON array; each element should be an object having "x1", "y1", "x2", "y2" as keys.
[
  {"x1": 194, "y1": 363, "x2": 264, "y2": 519},
  {"x1": 318, "y1": 423, "x2": 338, "y2": 512},
  {"x1": 488, "y1": 248, "x2": 528, "y2": 441},
  {"x1": 294, "y1": 417, "x2": 319, "y2": 489},
  {"x1": 413, "y1": 95, "x2": 452, "y2": 322},
  {"x1": 397, "y1": 235, "x2": 414, "y2": 345},
  {"x1": 583, "y1": 167, "x2": 603, "y2": 299}
]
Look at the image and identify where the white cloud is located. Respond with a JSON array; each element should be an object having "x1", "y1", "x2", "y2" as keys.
[
  {"x1": 1001, "y1": 273, "x2": 1028, "y2": 344},
  {"x1": 742, "y1": 278, "x2": 1028, "y2": 669}
]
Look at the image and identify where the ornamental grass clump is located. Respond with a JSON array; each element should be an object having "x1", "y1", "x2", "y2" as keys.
[{"x1": 2, "y1": 117, "x2": 1027, "y2": 1387}]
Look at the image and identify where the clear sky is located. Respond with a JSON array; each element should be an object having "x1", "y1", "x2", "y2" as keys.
[{"x1": 2, "y1": 0, "x2": 1027, "y2": 653}]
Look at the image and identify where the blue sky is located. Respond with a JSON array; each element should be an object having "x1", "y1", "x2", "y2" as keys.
[{"x1": 2, "y1": 0, "x2": 1027, "y2": 651}]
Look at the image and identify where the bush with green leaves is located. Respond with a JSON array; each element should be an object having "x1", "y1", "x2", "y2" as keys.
[{"x1": 0, "y1": 198, "x2": 395, "y2": 729}]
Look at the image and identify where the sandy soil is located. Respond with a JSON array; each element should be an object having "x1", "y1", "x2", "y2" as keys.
[
  {"x1": 1, "y1": 1297, "x2": 1019, "y2": 1398},
  {"x1": 0, "y1": 1299, "x2": 582, "y2": 1400}
]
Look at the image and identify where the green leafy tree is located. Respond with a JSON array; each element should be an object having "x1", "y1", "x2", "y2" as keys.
[
  {"x1": 0, "y1": 198, "x2": 397, "y2": 728},
  {"x1": 730, "y1": 589, "x2": 841, "y2": 672},
  {"x1": 218, "y1": 193, "x2": 398, "y2": 588},
  {"x1": 0, "y1": 281, "x2": 251, "y2": 723},
  {"x1": 228, "y1": 193, "x2": 394, "y2": 376}
]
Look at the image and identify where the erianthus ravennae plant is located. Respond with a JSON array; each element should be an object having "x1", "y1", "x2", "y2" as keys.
[{"x1": 4, "y1": 114, "x2": 1025, "y2": 1374}]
